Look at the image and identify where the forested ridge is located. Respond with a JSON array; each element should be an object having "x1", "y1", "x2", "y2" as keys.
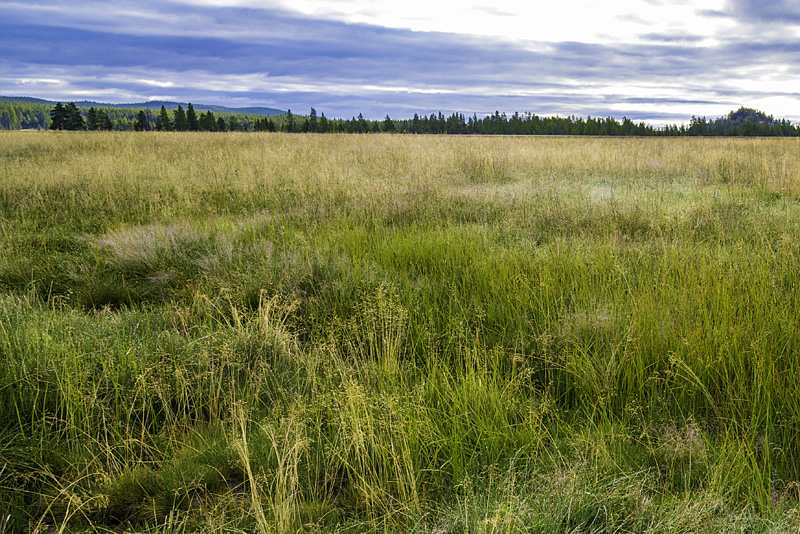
[{"x1": 1, "y1": 97, "x2": 798, "y2": 136}]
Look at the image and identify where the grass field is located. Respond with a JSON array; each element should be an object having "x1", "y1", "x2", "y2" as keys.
[{"x1": 1, "y1": 131, "x2": 799, "y2": 532}]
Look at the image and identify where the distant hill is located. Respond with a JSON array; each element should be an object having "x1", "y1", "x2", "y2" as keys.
[
  {"x1": 0, "y1": 96, "x2": 285, "y2": 117},
  {"x1": 725, "y1": 107, "x2": 776, "y2": 125},
  {"x1": 683, "y1": 106, "x2": 796, "y2": 136}
]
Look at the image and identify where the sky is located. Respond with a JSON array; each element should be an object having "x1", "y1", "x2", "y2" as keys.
[{"x1": 2, "y1": 0, "x2": 799, "y2": 124}]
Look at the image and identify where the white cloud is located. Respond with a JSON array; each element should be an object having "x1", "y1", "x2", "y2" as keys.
[
  {"x1": 4, "y1": 0, "x2": 799, "y2": 123},
  {"x1": 137, "y1": 79, "x2": 176, "y2": 88},
  {"x1": 18, "y1": 78, "x2": 62, "y2": 84},
  {"x1": 174, "y1": 0, "x2": 729, "y2": 44}
]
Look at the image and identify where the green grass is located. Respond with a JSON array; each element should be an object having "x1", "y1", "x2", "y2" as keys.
[{"x1": 1, "y1": 132, "x2": 799, "y2": 532}]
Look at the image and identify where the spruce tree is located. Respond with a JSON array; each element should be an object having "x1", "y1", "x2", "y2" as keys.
[
  {"x1": 217, "y1": 116, "x2": 227, "y2": 132},
  {"x1": 283, "y1": 109, "x2": 294, "y2": 133},
  {"x1": 411, "y1": 113, "x2": 420, "y2": 134},
  {"x1": 357, "y1": 113, "x2": 368, "y2": 133},
  {"x1": 173, "y1": 105, "x2": 188, "y2": 131},
  {"x1": 66, "y1": 103, "x2": 85, "y2": 130},
  {"x1": 97, "y1": 109, "x2": 113, "y2": 131},
  {"x1": 201, "y1": 111, "x2": 216, "y2": 131},
  {"x1": 155, "y1": 105, "x2": 172, "y2": 131},
  {"x1": 186, "y1": 103, "x2": 198, "y2": 131},
  {"x1": 135, "y1": 110, "x2": 148, "y2": 131},
  {"x1": 50, "y1": 102, "x2": 67, "y2": 130},
  {"x1": 383, "y1": 115, "x2": 395, "y2": 133},
  {"x1": 87, "y1": 107, "x2": 99, "y2": 131},
  {"x1": 309, "y1": 108, "x2": 318, "y2": 132}
]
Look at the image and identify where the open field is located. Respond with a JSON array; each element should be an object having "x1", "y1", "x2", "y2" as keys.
[{"x1": 1, "y1": 132, "x2": 799, "y2": 532}]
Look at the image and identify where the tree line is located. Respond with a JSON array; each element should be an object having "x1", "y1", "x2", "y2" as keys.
[
  {"x1": 49, "y1": 102, "x2": 115, "y2": 131},
  {"x1": 0, "y1": 101, "x2": 267, "y2": 132},
  {"x1": 2, "y1": 100, "x2": 798, "y2": 137},
  {"x1": 152, "y1": 103, "x2": 252, "y2": 132},
  {"x1": 232, "y1": 107, "x2": 800, "y2": 137}
]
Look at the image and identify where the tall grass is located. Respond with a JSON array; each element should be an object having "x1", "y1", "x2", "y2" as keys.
[{"x1": 1, "y1": 132, "x2": 798, "y2": 532}]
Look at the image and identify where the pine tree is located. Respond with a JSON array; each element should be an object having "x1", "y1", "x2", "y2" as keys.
[
  {"x1": 411, "y1": 113, "x2": 420, "y2": 134},
  {"x1": 173, "y1": 105, "x2": 188, "y2": 131},
  {"x1": 50, "y1": 102, "x2": 68, "y2": 130},
  {"x1": 97, "y1": 109, "x2": 113, "y2": 131},
  {"x1": 187, "y1": 103, "x2": 199, "y2": 131},
  {"x1": 87, "y1": 107, "x2": 99, "y2": 131},
  {"x1": 309, "y1": 108, "x2": 318, "y2": 132},
  {"x1": 283, "y1": 109, "x2": 295, "y2": 133},
  {"x1": 217, "y1": 116, "x2": 227, "y2": 132},
  {"x1": 357, "y1": 113, "x2": 369, "y2": 133},
  {"x1": 66, "y1": 103, "x2": 85, "y2": 130},
  {"x1": 135, "y1": 110, "x2": 148, "y2": 131},
  {"x1": 155, "y1": 105, "x2": 172, "y2": 131},
  {"x1": 200, "y1": 111, "x2": 217, "y2": 131},
  {"x1": 383, "y1": 115, "x2": 395, "y2": 133}
]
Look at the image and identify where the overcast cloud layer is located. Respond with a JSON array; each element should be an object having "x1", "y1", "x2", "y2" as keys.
[{"x1": 1, "y1": 0, "x2": 799, "y2": 123}]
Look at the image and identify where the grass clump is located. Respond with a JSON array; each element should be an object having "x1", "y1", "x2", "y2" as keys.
[{"x1": 1, "y1": 132, "x2": 799, "y2": 532}]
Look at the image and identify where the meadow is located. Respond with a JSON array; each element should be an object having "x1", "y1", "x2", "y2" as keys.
[{"x1": 0, "y1": 131, "x2": 799, "y2": 532}]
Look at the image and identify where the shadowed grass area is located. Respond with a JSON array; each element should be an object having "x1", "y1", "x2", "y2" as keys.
[{"x1": 1, "y1": 132, "x2": 799, "y2": 532}]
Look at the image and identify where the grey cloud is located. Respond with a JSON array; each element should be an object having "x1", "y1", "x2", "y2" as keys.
[
  {"x1": 726, "y1": 0, "x2": 800, "y2": 24},
  {"x1": 640, "y1": 32, "x2": 704, "y2": 43},
  {"x1": 701, "y1": 0, "x2": 800, "y2": 24},
  {"x1": 2, "y1": 0, "x2": 799, "y2": 122},
  {"x1": 696, "y1": 9, "x2": 727, "y2": 18}
]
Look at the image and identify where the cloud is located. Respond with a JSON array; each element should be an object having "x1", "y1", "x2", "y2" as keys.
[
  {"x1": 698, "y1": 1, "x2": 800, "y2": 26},
  {"x1": 472, "y1": 5, "x2": 515, "y2": 17},
  {"x1": 4, "y1": 6, "x2": 710, "y2": 84},
  {"x1": 616, "y1": 13, "x2": 653, "y2": 26},
  {"x1": 639, "y1": 32, "x2": 704, "y2": 43},
  {"x1": 696, "y1": 9, "x2": 727, "y2": 18},
  {"x1": 725, "y1": 0, "x2": 800, "y2": 24},
  {"x1": 2, "y1": 0, "x2": 800, "y2": 123}
]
